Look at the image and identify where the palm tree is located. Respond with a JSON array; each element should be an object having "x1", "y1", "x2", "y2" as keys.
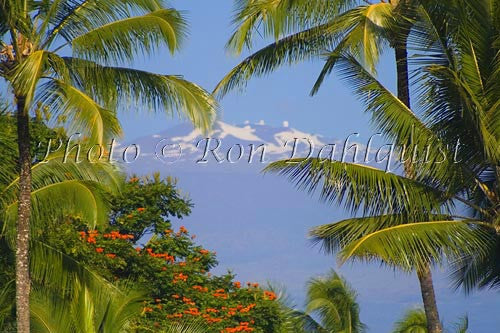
[
  {"x1": 214, "y1": 1, "x2": 447, "y2": 331},
  {"x1": 0, "y1": 150, "x2": 121, "y2": 330},
  {"x1": 392, "y1": 309, "x2": 468, "y2": 333},
  {"x1": 269, "y1": 272, "x2": 364, "y2": 333},
  {"x1": 392, "y1": 308, "x2": 428, "y2": 333},
  {"x1": 305, "y1": 271, "x2": 365, "y2": 333},
  {"x1": 264, "y1": 2, "x2": 499, "y2": 333},
  {"x1": 0, "y1": 1, "x2": 217, "y2": 330}
]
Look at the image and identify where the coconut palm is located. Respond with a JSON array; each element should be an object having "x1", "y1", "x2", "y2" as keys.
[
  {"x1": 268, "y1": 272, "x2": 364, "y2": 333},
  {"x1": 0, "y1": 150, "x2": 122, "y2": 331},
  {"x1": 268, "y1": 1, "x2": 500, "y2": 332},
  {"x1": 214, "y1": 0, "x2": 410, "y2": 98},
  {"x1": 264, "y1": 2, "x2": 499, "y2": 333},
  {"x1": 264, "y1": 283, "x2": 326, "y2": 333},
  {"x1": 392, "y1": 309, "x2": 468, "y2": 333},
  {"x1": 305, "y1": 271, "x2": 365, "y2": 333},
  {"x1": 0, "y1": 0, "x2": 217, "y2": 330},
  {"x1": 214, "y1": 1, "x2": 448, "y2": 331},
  {"x1": 392, "y1": 308, "x2": 428, "y2": 333}
]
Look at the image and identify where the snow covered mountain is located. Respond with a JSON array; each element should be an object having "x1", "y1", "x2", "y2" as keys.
[{"x1": 119, "y1": 120, "x2": 351, "y2": 172}]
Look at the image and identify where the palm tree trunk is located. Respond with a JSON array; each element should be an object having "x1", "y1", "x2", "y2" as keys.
[
  {"x1": 394, "y1": 25, "x2": 443, "y2": 333},
  {"x1": 395, "y1": 44, "x2": 410, "y2": 107},
  {"x1": 15, "y1": 95, "x2": 31, "y2": 333},
  {"x1": 417, "y1": 264, "x2": 442, "y2": 333}
]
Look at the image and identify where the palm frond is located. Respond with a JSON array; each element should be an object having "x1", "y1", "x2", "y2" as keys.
[
  {"x1": 218, "y1": 3, "x2": 394, "y2": 99},
  {"x1": 330, "y1": 54, "x2": 477, "y2": 186},
  {"x1": 85, "y1": 281, "x2": 145, "y2": 333},
  {"x1": 306, "y1": 270, "x2": 365, "y2": 333},
  {"x1": 392, "y1": 308, "x2": 427, "y2": 333},
  {"x1": 454, "y1": 315, "x2": 469, "y2": 333},
  {"x1": 450, "y1": 232, "x2": 500, "y2": 293},
  {"x1": 163, "y1": 320, "x2": 208, "y2": 333},
  {"x1": 42, "y1": 0, "x2": 166, "y2": 47},
  {"x1": 2, "y1": 180, "x2": 110, "y2": 243},
  {"x1": 63, "y1": 58, "x2": 217, "y2": 132},
  {"x1": 264, "y1": 158, "x2": 448, "y2": 217},
  {"x1": 0, "y1": 280, "x2": 14, "y2": 329},
  {"x1": 37, "y1": 79, "x2": 122, "y2": 145},
  {"x1": 339, "y1": 220, "x2": 492, "y2": 271},
  {"x1": 72, "y1": 8, "x2": 187, "y2": 64},
  {"x1": 310, "y1": 214, "x2": 451, "y2": 255},
  {"x1": 215, "y1": 21, "x2": 340, "y2": 98},
  {"x1": 30, "y1": 258, "x2": 145, "y2": 333},
  {"x1": 310, "y1": 2, "x2": 394, "y2": 94},
  {"x1": 10, "y1": 50, "x2": 47, "y2": 107},
  {"x1": 30, "y1": 286, "x2": 73, "y2": 333},
  {"x1": 10, "y1": 50, "x2": 70, "y2": 107},
  {"x1": 226, "y1": 0, "x2": 353, "y2": 54},
  {"x1": 1, "y1": 157, "x2": 122, "y2": 240}
]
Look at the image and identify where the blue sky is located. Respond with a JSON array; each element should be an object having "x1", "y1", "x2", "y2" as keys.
[
  {"x1": 118, "y1": 2, "x2": 500, "y2": 332},
  {"x1": 120, "y1": 1, "x2": 397, "y2": 142}
]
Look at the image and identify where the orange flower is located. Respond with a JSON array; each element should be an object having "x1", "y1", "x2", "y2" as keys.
[
  {"x1": 95, "y1": 247, "x2": 104, "y2": 253},
  {"x1": 105, "y1": 253, "x2": 116, "y2": 259},
  {"x1": 179, "y1": 226, "x2": 188, "y2": 234},
  {"x1": 137, "y1": 207, "x2": 145, "y2": 212},
  {"x1": 233, "y1": 281, "x2": 241, "y2": 289},
  {"x1": 263, "y1": 291, "x2": 277, "y2": 300}
]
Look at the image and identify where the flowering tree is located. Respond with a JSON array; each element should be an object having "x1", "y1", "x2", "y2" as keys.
[{"x1": 39, "y1": 174, "x2": 284, "y2": 332}]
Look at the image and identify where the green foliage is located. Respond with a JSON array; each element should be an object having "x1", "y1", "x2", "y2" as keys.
[
  {"x1": 30, "y1": 282, "x2": 145, "y2": 333},
  {"x1": 1, "y1": 0, "x2": 217, "y2": 143},
  {"x1": 305, "y1": 271, "x2": 365, "y2": 333},
  {"x1": 215, "y1": 0, "x2": 411, "y2": 98},
  {"x1": 35, "y1": 175, "x2": 284, "y2": 333},
  {"x1": 0, "y1": 116, "x2": 128, "y2": 331},
  {"x1": 392, "y1": 308, "x2": 469, "y2": 333},
  {"x1": 263, "y1": 0, "x2": 500, "y2": 287},
  {"x1": 392, "y1": 308, "x2": 427, "y2": 333},
  {"x1": 109, "y1": 174, "x2": 192, "y2": 242},
  {"x1": 268, "y1": 271, "x2": 364, "y2": 333}
]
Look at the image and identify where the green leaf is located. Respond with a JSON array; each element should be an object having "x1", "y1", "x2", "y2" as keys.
[
  {"x1": 264, "y1": 158, "x2": 449, "y2": 217},
  {"x1": 339, "y1": 220, "x2": 492, "y2": 271},
  {"x1": 72, "y1": 9, "x2": 187, "y2": 64},
  {"x1": 310, "y1": 214, "x2": 450, "y2": 254},
  {"x1": 392, "y1": 308, "x2": 427, "y2": 333},
  {"x1": 215, "y1": 21, "x2": 339, "y2": 98},
  {"x1": 38, "y1": 79, "x2": 122, "y2": 145},
  {"x1": 63, "y1": 58, "x2": 217, "y2": 132},
  {"x1": 305, "y1": 270, "x2": 365, "y2": 333}
]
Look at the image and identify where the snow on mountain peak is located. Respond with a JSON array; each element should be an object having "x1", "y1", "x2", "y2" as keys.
[{"x1": 125, "y1": 120, "x2": 337, "y2": 169}]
